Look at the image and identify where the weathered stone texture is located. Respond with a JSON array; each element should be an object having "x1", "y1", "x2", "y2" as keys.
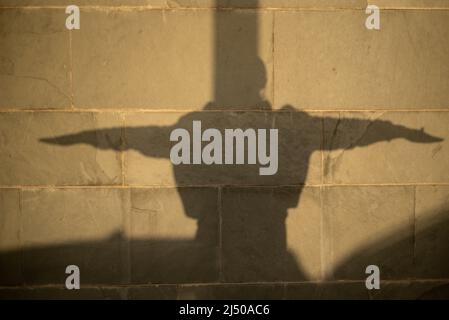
[
  {"x1": 323, "y1": 112, "x2": 448, "y2": 184},
  {"x1": 0, "y1": 189, "x2": 22, "y2": 285},
  {"x1": 128, "y1": 187, "x2": 219, "y2": 283},
  {"x1": 125, "y1": 111, "x2": 322, "y2": 186},
  {"x1": 19, "y1": 188, "x2": 128, "y2": 285},
  {"x1": 1, "y1": 2, "x2": 448, "y2": 300},
  {"x1": 414, "y1": 186, "x2": 449, "y2": 279},
  {"x1": 222, "y1": 186, "x2": 321, "y2": 282},
  {"x1": 0, "y1": 112, "x2": 123, "y2": 186},
  {"x1": 323, "y1": 186, "x2": 415, "y2": 280},
  {"x1": 368, "y1": 0, "x2": 449, "y2": 8},
  {"x1": 275, "y1": 10, "x2": 449, "y2": 109},
  {"x1": 0, "y1": 0, "x2": 366, "y2": 8},
  {"x1": 72, "y1": 9, "x2": 273, "y2": 109},
  {"x1": 0, "y1": 9, "x2": 71, "y2": 108}
]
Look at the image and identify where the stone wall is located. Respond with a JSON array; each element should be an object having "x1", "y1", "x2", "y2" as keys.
[{"x1": 1, "y1": 0, "x2": 449, "y2": 299}]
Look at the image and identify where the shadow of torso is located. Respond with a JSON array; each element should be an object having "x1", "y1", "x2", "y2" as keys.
[{"x1": 171, "y1": 102, "x2": 318, "y2": 282}]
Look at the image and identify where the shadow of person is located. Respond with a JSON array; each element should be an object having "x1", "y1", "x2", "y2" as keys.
[{"x1": 39, "y1": 55, "x2": 443, "y2": 285}]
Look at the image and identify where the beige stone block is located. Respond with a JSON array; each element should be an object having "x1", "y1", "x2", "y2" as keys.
[
  {"x1": 129, "y1": 187, "x2": 204, "y2": 239},
  {"x1": 0, "y1": 0, "x2": 365, "y2": 8},
  {"x1": 415, "y1": 186, "x2": 449, "y2": 279},
  {"x1": 124, "y1": 112, "x2": 177, "y2": 186},
  {"x1": 0, "y1": 9, "x2": 71, "y2": 108},
  {"x1": 323, "y1": 186, "x2": 415, "y2": 280},
  {"x1": 286, "y1": 186, "x2": 322, "y2": 280},
  {"x1": 0, "y1": 112, "x2": 123, "y2": 186},
  {"x1": 125, "y1": 110, "x2": 322, "y2": 186},
  {"x1": 323, "y1": 112, "x2": 447, "y2": 184},
  {"x1": 0, "y1": 189, "x2": 22, "y2": 285},
  {"x1": 150, "y1": 0, "x2": 365, "y2": 8},
  {"x1": 221, "y1": 186, "x2": 319, "y2": 282},
  {"x1": 369, "y1": 0, "x2": 449, "y2": 8},
  {"x1": 128, "y1": 187, "x2": 219, "y2": 283},
  {"x1": 72, "y1": 9, "x2": 273, "y2": 109},
  {"x1": 258, "y1": 0, "x2": 365, "y2": 8},
  {"x1": 0, "y1": 189, "x2": 20, "y2": 251},
  {"x1": 275, "y1": 10, "x2": 449, "y2": 109},
  {"x1": 72, "y1": 9, "x2": 212, "y2": 109},
  {"x1": 21, "y1": 188, "x2": 126, "y2": 244},
  {"x1": 20, "y1": 188, "x2": 129, "y2": 284},
  {"x1": 212, "y1": 10, "x2": 273, "y2": 108},
  {"x1": 0, "y1": 0, "x2": 166, "y2": 6}
]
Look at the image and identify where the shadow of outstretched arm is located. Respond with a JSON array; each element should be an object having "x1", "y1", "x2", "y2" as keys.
[
  {"x1": 40, "y1": 114, "x2": 443, "y2": 158},
  {"x1": 40, "y1": 126, "x2": 174, "y2": 159},
  {"x1": 321, "y1": 116, "x2": 443, "y2": 151}
]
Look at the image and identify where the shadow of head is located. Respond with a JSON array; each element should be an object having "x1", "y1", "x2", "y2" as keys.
[{"x1": 209, "y1": 56, "x2": 271, "y2": 110}]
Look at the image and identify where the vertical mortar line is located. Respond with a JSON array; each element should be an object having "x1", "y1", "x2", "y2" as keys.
[
  {"x1": 320, "y1": 184, "x2": 325, "y2": 282},
  {"x1": 271, "y1": 11, "x2": 275, "y2": 107},
  {"x1": 18, "y1": 188, "x2": 24, "y2": 286},
  {"x1": 122, "y1": 286, "x2": 129, "y2": 300},
  {"x1": 412, "y1": 185, "x2": 416, "y2": 267},
  {"x1": 120, "y1": 112, "x2": 126, "y2": 186},
  {"x1": 218, "y1": 186, "x2": 223, "y2": 282},
  {"x1": 175, "y1": 284, "x2": 180, "y2": 300},
  {"x1": 121, "y1": 183, "x2": 131, "y2": 286},
  {"x1": 69, "y1": 29, "x2": 74, "y2": 109},
  {"x1": 321, "y1": 113, "x2": 325, "y2": 186},
  {"x1": 282, "y1": 282, "x2": 287, "y2": 300},
  {"x1": 320, "y1": 114, "x2": 326, "y2": 281}
]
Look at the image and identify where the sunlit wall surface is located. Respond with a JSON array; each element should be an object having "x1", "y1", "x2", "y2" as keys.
[{"x1": 1, "y1": 0, "x2": 449, "y2": 299}]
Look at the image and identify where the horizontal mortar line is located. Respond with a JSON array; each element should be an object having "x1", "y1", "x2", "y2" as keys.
[
  {"x1": 321, "y1": 183, "x2": 449, "y2": 187},
  {"x1": 2, "y1": 6, "x2": 449, "y2": 11},
  {"x1": 163, "y1": 279, "x2": 449, "y2": 286},
  {"x1": 0, "y1": 6, "x2": 366, "y2": 11},
  {"x1": 1, "y1": 183, "x2": 449, "y2": 189},
  {"x1": 2, "y1": 279, "x2": 449, "y2": 290},
  {"x1": 2, "y1": 108, "x2": 449, "y2": 113}
]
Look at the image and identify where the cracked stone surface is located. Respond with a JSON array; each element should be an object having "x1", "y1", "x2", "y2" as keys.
[
  {"x1": 124, "y1": 111, "x2": 322, "y2": 186},
  {"x1": 323, "y1": 112, "x2": 449, "y2": 184},
  {"x1": 0, "y1": 9, "x2": 71, "y2": 108},
  {"x1": 1, "y1": 2, "x2": 449, "y2": 299},
  {"x1": 0, "y1": 112, "x2": 123, "y2": 185},
  {"x1": 275, "y1": 10, "x2": 449, "y2": 109}
]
